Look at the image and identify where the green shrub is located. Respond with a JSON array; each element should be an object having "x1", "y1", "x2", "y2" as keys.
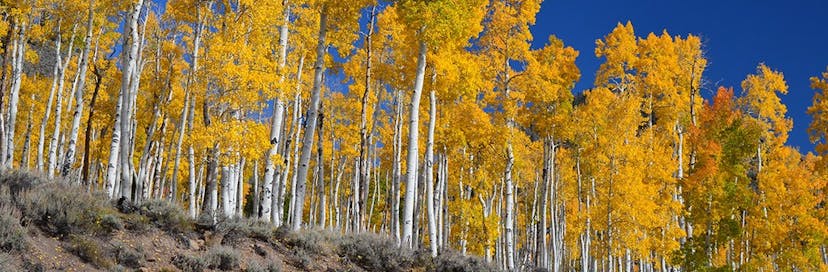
[
  {"x1": 171, "y1": 253, "x2": 208, "y2": 272},
  {"x1": 273, "y1": 225, "x2": 290, "y2": 240},
  {"x1": 113, "y1": 243, "x2": 144, "y2": 268},
  {"x1": 244, "y1": 261, "x2": 282, "y2": 272},
  {"x1": 67, "y1": 234, "x2": 109, "y2": 268},
  {"x1": 284, "y1": 229, "x2": 333, "y2": 255},
  {"x1": 432, "y1": 250, "x2": 499, "y2": 272},
  {"x1": 217, "y1": 218, "x2": 274, "y2": 246},
  {"x1": 205, "y1": 246, "x2": 241, "y2": 271},
  {"x1": 100, "y1": 214, "x2": 124, "y2": 235},
  {"x1": 0, "y1": 170, "x2": 45, "y2": 196},
  {"x1": 119, "y1": 212, "x2": 151, "y2": 232},
  {"x1": 139, "y1": 199, "x2": 192, "y2": 233},
  {"x1": 337, "y1": 232, "x2": 414, "y2": 272},
  {"x1": 0, "y1": 191, "x2": 26, "y2": 252},
  {"x1": 294, "y1": 248, "x2": 311, "y2": 270},
  {"x1": 0, "y1": 252, "x2": 19, "y2": 271},
  {"x1": 17, "y1": 182, "x2": 112, "y2": 236}
]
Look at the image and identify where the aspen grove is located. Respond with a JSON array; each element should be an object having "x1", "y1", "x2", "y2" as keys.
[{"x1": 3, "y1": 0, "x2": 828, "y2": 271}]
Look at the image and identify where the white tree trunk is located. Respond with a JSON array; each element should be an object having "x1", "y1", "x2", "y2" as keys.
[
  {"x1": 170, "y1": 93, "x2": 189, "y2": 201},
  {"x1": 391, "y1": 88, "x2": 403, "y2": 242},
  {"x1": 261, "y1": 100, "x2": 284, "y2": 221},
  {"x1": 105, "y1": 94, "x2": 123, "y2": 197},
  {"x1": 252, "y1": 161, "x2": 259, "y2": 216},
  {"x1": 20, "y1": 101, "x2": 34, "y2": 169},
  {"x1": 402, "y1": 40, "x2": 427, "y2": 248},
  {"x1": 185, "y1": 7, "x2": 205, "y2": 216},
  {"x1": 425, "y1": 88, "x2": 438, "y2": 257},
  {"x1": 262, "y1": 0, "x2": 290, "y2": 222},
  {"x1": 356, "y1": 7, "x2": 376, "y2": 232},
  {"x1": 48, "y1": 29, "x2": 78, "y2": 179},
  {"x1": 61, "y1": 3, "x2": 95, "y2": 177},
  {"x1": 505, "y1": 144, "x2": 515, "y2": 270},
  {"x1": 221, "y1": 165, "x2": 232, "y2": 217},
  {"x1": 236, "y1": 158, "x2": 245, "y2": 216},
  {"x1": 3, "y1": 21, "x2": 27, "y2": 168},
  {"x1": 291, "y1": 10, "x2": 327, "y2": 231},
  {"x1": 38, "y1": 23, "x2": 76, "y2": 172},
  {"x1": 119, "y1": 0, "x2": 146, "y2": 200},
  {"x1": 187, "y1": 99, "x2": 197, "y2": 217},
  {"x1": 275, "y1": 55, "x2": 304, "y2": 225}
]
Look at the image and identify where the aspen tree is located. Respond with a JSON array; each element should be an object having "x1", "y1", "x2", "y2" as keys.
[{"x1": 396, "y1": 0, "x2": 486, "y2": 248}]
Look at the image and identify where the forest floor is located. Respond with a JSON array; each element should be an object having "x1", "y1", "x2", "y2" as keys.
[{"x1": 0, "y1": 171, "x2": 495, "y2": 272}]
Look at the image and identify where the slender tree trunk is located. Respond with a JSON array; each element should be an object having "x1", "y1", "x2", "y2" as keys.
[
  {"x1": 20, "y1": 102, "x2": 33, "y2": 169},
  {"x1": 252, "y1": 161, "x2": 259, "y2": 217},
  {"x1": 505, "y1": 144, "x2": 515, "y2": 270},
  {"x1": 49, "y1": 28, "x2": 79, "y2": 179},
  {"x1": 334, "y1": 157, "x2": 345, "y2": 229},
  {"x1": 105, "y1": 93, "x2": 123, "y2": 197},
  {"x1": 538, "y1": 138, "x2": 551, "y2": 269},
  {"x1": 82, "y1": 65, "x2": 103, "y2": 184},
  {"x1": 38, "y1": 23, "x2": 75, "y2": 172},
  {"x1": 316, "y1": 108, "x2": 326, "y2": 227},
  {"x1": 291, "y1": 10, "x2": 327, "y2": 231},
  {"x1": 3, "y1": 20, "x2": 27, "y2": 168},
  {"x1": 221, "y1": 165, "x2": 231, "y2": 217},
  {"x1": 61, "y1": 1, "x2": 95, "y2": 177},
  {"x1": 356, "y1": 6, "x2": 377, "y2": 232},
  {"x1": 170, "y1": 93, "x2": 189, "y2": 201},
  {"x1": 187, "y1": 96, "x2": 198, "y2": 217},
  {"x1": 275, "y1": 54, "x2": 304, "y2": 225},
  {"x1": 119, "y1": 0, "x2": 146, "y2": 201},
  {"x1": 185, "y1": 5, "x2": 205, "y2": 216},
  {"x1": 402, "y1": 39, "x2": 427, "y2": 248},
  {"x1": 202, "y1": 145, "x2": 219, "y2": 221},
  {"x1": 425, "y1": 86, "x2": 438, "y2": 257},
  {"x1": 262, "y1": 98, "x2": 284, "y2": 221},
  {"x1": 261, "y1": 0, "x2": 290, "y2": 222},
  {"x1": 136, "y1": 56, "x2": 171, "y2": 198},
  {"x1": 0, "y1": 20, "x2": 13, "y2": 167},
  {"x1": 391, "y1": 88, "x2": 403, "y2": 242},
  {"x1": 237, "y1": 158, "x2": 246, "y2": 216}
]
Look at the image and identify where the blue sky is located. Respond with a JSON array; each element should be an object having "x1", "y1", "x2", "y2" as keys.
[{"x1": 529, "y1": 0, "x2": 828, "y2": 153}]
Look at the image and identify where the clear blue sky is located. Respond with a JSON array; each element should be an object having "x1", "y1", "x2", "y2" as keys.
[{"x1": 529, "y1": 0, "x2": 828, "y2": 153}]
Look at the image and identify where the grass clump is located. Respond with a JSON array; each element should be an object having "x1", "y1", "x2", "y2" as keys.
[
  {"x1": 433, "y1": 250, "x2": 499, "y2": 272},
  {"x1": 67, "y1": 234, "x2": 109, "y2": 268},
  {"x1": 18, "y1": 182, "x2": 112, "y2": 236},
  {"x1": 284, "y1": 228, "x2": 333, "y2": 255},
  {"x1": 244, "y1": 261, "x2": 282, "y2": 272},
  {"x1": 171, "y1": 253, "x2": 208, "y2": 272},
  {"x1": 0, "y1": 170, "x2": 45, "y2": 197},
  {"x1": 0, "y1": 188, "x2": 26, "y2": 252},
  {"x1": 113, "y1": 243, "x2": 144, "y2": 268},
  {"x1": 205, "y1": 246, "x2": 241, "y2": 271},
  {"x1": 0, "y1": 252, "x2": 19, "y2": 270},
  {"x1": 139, "y1": 199, "x2": 192, "y2": 233},
  {"x1": 100, "y1": 214, "x2": 124, "y2": 235},
  {"x1": 337, "y1": 232, "x2": 415, "y2": 272},
  {"x1": 217, "y1": 218, "x2": 275, "y2": 246}
]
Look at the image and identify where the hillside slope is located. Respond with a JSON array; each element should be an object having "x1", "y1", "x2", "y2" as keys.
[{"x1": 0, "y1": 172, "x2": 496, "y2": 272}]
